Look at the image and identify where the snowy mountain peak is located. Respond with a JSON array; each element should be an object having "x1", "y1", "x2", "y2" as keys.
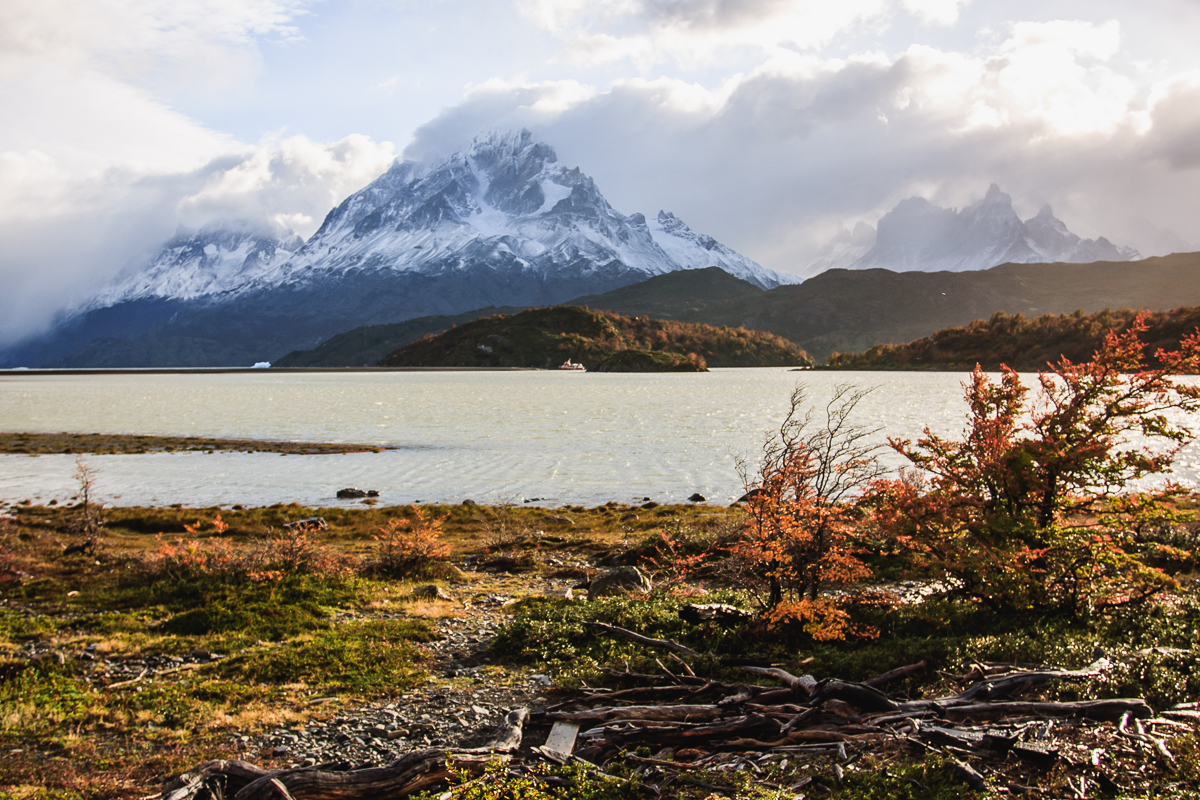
[
  {"x1": 95, "y1": 130, "x2": 795, "y2": 310},
  {"x1": 818, "y1": 185, "x2": 1138, "y2": 274}
]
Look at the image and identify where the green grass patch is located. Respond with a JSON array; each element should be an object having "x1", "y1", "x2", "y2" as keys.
[{"x1": 216, "y1": 618, "x2": 435, "y2": 692}]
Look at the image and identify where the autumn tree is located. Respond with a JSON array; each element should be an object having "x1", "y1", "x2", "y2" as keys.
[
  {"x1": 874, "y1": 317, "x2": 1200, "y2": 614},
  {"x1": 733, "y1": 384, "x2": 885, "y2": 639}
]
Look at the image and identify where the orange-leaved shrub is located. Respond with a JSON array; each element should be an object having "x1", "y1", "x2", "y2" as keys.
[
  {"x1": 731, "y1": 384, "x2": 885, "y2": 640},
  {"x1": 141, "y1": 519, "x2": 352, "y2": 583},
  {"x1": 368, "y1": 508, "x2": 453, "y2": 578},
  {"x1": 872, "y1": 317, "x2": 1200, "y2": 615}
]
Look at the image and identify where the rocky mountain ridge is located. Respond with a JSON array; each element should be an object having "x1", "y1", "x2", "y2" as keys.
[{"x1": 809, "y1": 184, "x2": 1137, "y2": 274}]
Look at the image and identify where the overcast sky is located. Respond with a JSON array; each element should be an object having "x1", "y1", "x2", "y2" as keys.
[{"x1": 3, "y1": 0, "x2": 1200, "y2": 345}]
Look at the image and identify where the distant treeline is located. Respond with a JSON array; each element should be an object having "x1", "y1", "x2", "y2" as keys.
[
  {"x1": 827, "y1": 306, "x2": 1200, "y2": 371},
  {"x1": 380, "y1": 306, "x2": 811, "y2": 371}
]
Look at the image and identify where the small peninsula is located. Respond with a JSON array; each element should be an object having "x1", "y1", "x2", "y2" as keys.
[
  {"x1": 826, "y1": 305, "x2": 1200, "y2": 371},
  {"x1": 378, "y1": 305, "x2": 811, "y2": 371},
  {"x1": 0, "y1": 432, "x2": 391, "y2": 456}
]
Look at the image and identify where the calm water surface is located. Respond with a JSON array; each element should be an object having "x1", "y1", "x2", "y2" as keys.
[{"x1": 1, "y1": 369, "x2": 1197, "y2": 507}]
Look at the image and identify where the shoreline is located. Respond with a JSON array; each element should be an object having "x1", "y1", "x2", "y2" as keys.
[
  {"x1": 0, "y1": 431, "x2": 395, "y2": 456},
  {"x1": 0, "y1": 366, "x2": 538, "y2": 375}
]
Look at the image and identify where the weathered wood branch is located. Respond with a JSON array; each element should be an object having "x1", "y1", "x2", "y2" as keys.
[
  {"x1": 862, "y1": 660, "x2": 927, "y2": 689},
  {"x1": 552, "y1": 704, "x2": 725, "y2": 723},
  {"x1": 942, "y1": 698, "x2": 1152, "y2": 723},
  {"x1": 585, "y1": 622, "x2": 702, "y2": 658},
  {"x1": 739, "y1": 666, "x2": 817, "y2": 696}
]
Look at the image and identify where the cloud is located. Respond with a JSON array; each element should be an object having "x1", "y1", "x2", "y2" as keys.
[
  {"x1": 517, "y1": 0, "x2": 972, "y2": 68},
  {"x1": 405, "y1": 17, "x2": 1200, "y2": 272},
  {"x1": 177, "y1": 134, "x2": 398, "y2": 236},
  {"x1": 1145, "y1": 72, "x2": 1200, "y2": 170},
  {"x1": 0, "y1": 133, "x2": 396, "y2": 345}
]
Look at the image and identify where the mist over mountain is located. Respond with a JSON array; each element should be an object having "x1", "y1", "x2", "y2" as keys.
[
  {"x1": 807, "y1": 185, "x2": 1138, "y2": 275},
  {"x1": 2, "y1": 130, "x2": 793, "y2": 368}
]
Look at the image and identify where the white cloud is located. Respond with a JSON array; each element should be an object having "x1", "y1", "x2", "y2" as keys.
[
  {"x1": 177, "y1": 134, "x2": 398, "y2": 237},
  {"x1": 900, "y1": 0, "x2": 968, "y2": 26},
  {"x1": 519, "y1": 0, "x2": 894, "y2": 66},
  {"x1": 405, "y1": 16, "x2": 1200, "y2": 272},
  {"x1": 517, "y1": 0, "x2": 973, "y2": 68}
]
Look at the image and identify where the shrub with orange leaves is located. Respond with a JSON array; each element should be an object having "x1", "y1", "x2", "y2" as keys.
[
  {"x1": 369, "y1": 508, "x2": 452, "y2": 578},
  {"x1": 731, "y1": 384, "x2": 886, "y2": 639},
  {"x1": 141, "y1": 518, "x2": 351, "y2": 582},
  {"x1": 873, "y1": 317, "x2": 1200, "y2": 615}
]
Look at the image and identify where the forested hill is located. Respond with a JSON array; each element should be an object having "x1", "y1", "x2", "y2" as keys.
[
  {"x1": 826, "y1": 306, "x2": 1200, "y2": 371},
  {"x1": 378, "y1": 306, "x2": 811, "y2": 371}
]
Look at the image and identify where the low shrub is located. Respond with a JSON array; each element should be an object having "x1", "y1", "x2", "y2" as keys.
[{"x1": 368, "y1": 508, "x2": 453, "y2": 578}]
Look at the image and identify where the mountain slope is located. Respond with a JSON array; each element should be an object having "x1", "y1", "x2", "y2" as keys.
[
  {"x1": 273, "y1": 306, "x2": 525, "y2": 368},
  {"x1": 692, "y1": 252, "x2": 1200, "y2": 362},
  {"x1": 275, "y1": 268, "x2": 765, "y2": 368},
  {"x1": 554, "y1": 252, "x2": 1200, "y2": 364},
  {"x1": 2, "y1": 130, "x2": 791, "y2": 368}
]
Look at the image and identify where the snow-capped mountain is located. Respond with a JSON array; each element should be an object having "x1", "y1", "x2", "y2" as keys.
[
  {"x1": 5, "y1": 130, "x2": 793, "y2": 367},
  {"x1": 808, "y1": 185, "x2": 1137, "y2": 274},
  {"x1": 91, "y1": 224, "x2": 302, "y2": 308},
  {"x1": 100, "y1": 129, "x2": 792, "y2": 307}
]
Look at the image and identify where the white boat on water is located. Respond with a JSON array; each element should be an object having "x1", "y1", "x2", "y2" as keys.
[{"x1": 559, "y1": 359, "x2": 586, "y2": 371}]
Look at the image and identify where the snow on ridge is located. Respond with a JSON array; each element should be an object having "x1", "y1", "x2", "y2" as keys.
[{"x1": 98, "y1": 130, "x2": 793, "y2": 305}]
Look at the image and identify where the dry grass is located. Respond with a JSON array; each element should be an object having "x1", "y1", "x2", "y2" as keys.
[{"x1": 397, "y1": 598, "x2": 463, "y2": 619}]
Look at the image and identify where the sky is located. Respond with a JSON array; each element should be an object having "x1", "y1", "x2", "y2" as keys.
[{"x1": 2, "y1": 0, "x2": 1200, "y2": 345}]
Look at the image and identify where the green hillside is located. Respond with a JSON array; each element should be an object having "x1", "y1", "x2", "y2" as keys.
[
  {"x1": 826, "y1": 305, "x2": 1200, "y2": 371},
  {"x1": 668, "y1": 252, "x2": 1200, "y2": 363},
  {"x1": 273, "y1": 307, "x2": 524, "y2": 367},
  {"x1": 378, "y1": 305, "x2": 811, "y2": 370}
]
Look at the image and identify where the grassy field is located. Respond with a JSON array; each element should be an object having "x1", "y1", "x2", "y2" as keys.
[{"x1": 0, "y1": 499, "x2": 1198, "y2": 799}]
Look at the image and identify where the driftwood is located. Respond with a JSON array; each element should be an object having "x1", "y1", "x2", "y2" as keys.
[
  {"x1": 163, "y1": 750, "x2": 499, "y2": 800},
  {"x1": 165, "y1": 624, "x2": 1192, "y2": 800},
  {"x1": 163, "y1": 709, "x2": 530, "y2": 800}
]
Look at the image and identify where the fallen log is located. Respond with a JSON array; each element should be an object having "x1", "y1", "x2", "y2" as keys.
[
  {"x1": 942, "y1": 698, "x2": 1152, "y2": 723},
  {"x1": 551, "y1": 704, "x2": 725, "y2": 724},
  {"x1": 809, "y1": 679, "x2": 898, "y2": 713},
  {"x1": 862, "y1": 660, "x2": 927, "y2": 689}
]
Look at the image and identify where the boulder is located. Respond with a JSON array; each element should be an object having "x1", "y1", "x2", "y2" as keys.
[
  {"x1": 410, "y1": 585, "x2": 454, "y2": 602},
  {"x1": 337, "y1": 488, "x2": 368, "y2": 499},
  {"x1": 688, "y1": 492, "x2": 706, "y2": 502},
  {"x1": 584, "y1": 566, "x2": 653, "y2": 599}
]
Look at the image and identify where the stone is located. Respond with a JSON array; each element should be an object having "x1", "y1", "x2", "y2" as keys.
[
  {"x1": 336, "y1": 488, "x2": 369, "y2": 499},
  {"x1": 687, "y1": 492, "x2": 706, "y2": 502},
  {"x1": 586, "y1": 566, "x2": 653, "y2": 598},
  {"x1": 410, "y1": 585, "x2": 454, "y2": 601}
]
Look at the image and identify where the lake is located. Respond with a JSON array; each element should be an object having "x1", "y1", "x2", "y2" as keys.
[{"x1": 2, "y1": 369, "x2": 1198, "y2": 508}]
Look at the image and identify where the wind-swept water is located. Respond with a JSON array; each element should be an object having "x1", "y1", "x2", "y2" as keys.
[{"x1": 2, "y1": 369, "x2": 1198, "y2": 508}]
